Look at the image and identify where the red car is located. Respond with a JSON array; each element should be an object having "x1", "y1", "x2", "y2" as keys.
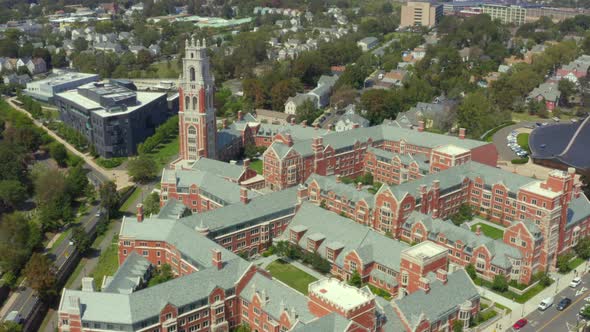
[{"x1": 513, "y1": 318, "x2": 528, "y2": 330}]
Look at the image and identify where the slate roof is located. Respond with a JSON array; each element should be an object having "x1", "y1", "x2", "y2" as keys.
[
  {"x1": 377, "y1": 297, "x2": 406, "y2": 332},
  {"x1": 61, "y1": 258, "x2": 252, "y2": 326},
  {"x1": 191, "y1": 157, "x2": 245, "y2": 181},
  {"x1": 402, "y1": 211, "x2": 521, "y2": 269},
  {"x1": 217, "y1": 127, "x2": 242, "y2": 150},
  {"x1": 156, "y1": 198, "x2": 189, "y2": 220},
  {"x1": 283, "y1": 203, "x2": 410, "y2": 269},
  {"x1": 394, "y1": 269, "x2": 479, "y2": 329},
  {"x1": 102, "y1": 252, "x2": 151, "y2": 294},
  {"x1": 566, "y1": 194, "x2": 590, "y2": 229},
  {"x1": 180, "y1": 186, "x2": 299, "y2": 236},
  {"x1": 241, "y1": 273, "x2": 316, "y2": 323},
  {"x1": 528, "y1": 82, "x2": 560, "y2": 102},
  {"x1": 306, "y1": 174, "x2": 375, "y2": 207},
  {"x1": 367, "y1": 147, "x2": 430, "y2": 172},
  {"x1": 291, "y1": 313, "x2": 354, "y2": 331},
  {"x1": 256, "y1": 122, "x2": 330, "y2": 140},
  {"x1": 529, "y1": 116, "x2": 590, "y2": 170}
]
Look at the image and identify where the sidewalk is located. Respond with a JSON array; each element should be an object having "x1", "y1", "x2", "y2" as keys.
[
  {"x1": 6, "y1": 97, "x2": 131, "y2": 189},
  {"x1": 288, "y1": 260, "x2": 327, "y2": 280},
  {"x1": 481, "y1": 267, "x2": 586, "y2": 332}
]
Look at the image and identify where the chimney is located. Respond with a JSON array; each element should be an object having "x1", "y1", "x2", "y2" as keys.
[
  {"x1": 357, "y1": 182, "x2": 363, "y2": 191},
  {"x1": 290, "y1": 117, "x2": 295, "y2": 125},
  {"x1": 336, "y1": 175, "x2": 342, "y2": 183},
  {"x1": 301, "y1": 120, "x2": 307, "y2": 128},
  {"x1": 475, "y1": 225, "x2": 481, "y2": 236},
  {"x1": 240, "y1": 188, "x2": 249, "y2": 204},
  {"x1": 432, "y1": 208, "x2": 439, "y2": 219},
  {"x1": 136, "y1": 203, "x2": 144, "y2": 222},
  {"x1": 285, "y1": 133, "x2": 294, "y2": 147},
  {"x1": 314, "y1": 123, "x2": 319, "y2": 130},
  {"x1": 352, "y1": 123, "x2": 360, "y2": 129},
  {"x1": 419, "y1": 277, "x2": 430, "y2": 293},
  {"x1": 436, "y1": 269, "x2": 448, "y2": 284},
  {"x1": 297, "y1": 184, "x2": 308, "y2": 203},
  {"x1": 574, "y1": 183, "x2": 582, "y2": 198},
  {"x1": 418, "y1": 120, "x2": 424, "y2": 132},
  {"x1": 212, "y1": 249, "x2": 223, "y2": 270},
  {"x1": 238, "y1": 110, "x2": 244, "y2": 121},
  {"x1": 222, "y1": 118, "x2": 228, "y2": 129},
  {"x1": 459, "y1": 128, "x2": 466, "y2": 139},
  {"x1": 243, "y1": 158, "x2": 251, "y2": 169}
]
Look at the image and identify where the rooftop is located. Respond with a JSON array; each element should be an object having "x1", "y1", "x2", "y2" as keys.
[
  {"x1": 433, "y1": 144, "x2": 470, "y2": 156},
  {"x1": 309, "y1": 278, "x2": 373, "y2": 311},
  {"x1": 402, "y1": 241, "x2": 447, "y2": 261}
]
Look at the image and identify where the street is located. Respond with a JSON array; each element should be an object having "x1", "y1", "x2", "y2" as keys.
[{"x1": 512, "y1": 272, "x2": 590, "y2": 332}]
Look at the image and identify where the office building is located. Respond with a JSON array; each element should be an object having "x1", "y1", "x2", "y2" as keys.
[
  {"x1": 400, "y1": 1, "x2": 444, "y2": 28},
  {"x1": 23, "y1": 71, "x2": 99, "y2": 102}
]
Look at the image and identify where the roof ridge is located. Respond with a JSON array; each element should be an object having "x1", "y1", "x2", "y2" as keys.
[{"x1": 560, "y1": 115, "x2": 590, "y2": 157}]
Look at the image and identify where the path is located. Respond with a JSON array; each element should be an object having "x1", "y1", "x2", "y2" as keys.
[
  {"x1": 5, "y1": 97, "x2": 131, "y2": 189},
  {"x1": 288, "y1": 260, "x2": 327, "y2": 280}
]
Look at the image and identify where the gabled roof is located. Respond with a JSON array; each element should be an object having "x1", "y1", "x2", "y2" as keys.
[
  {"x1": 306, "y1": 174, "x2": 375, "y2": 207},
  {"x1": 292, "y1": 313, "x2": 356, "y2": 332},
  {"x1": 567, "y1": 194, "x2": 590, "y2": 229},
  {"x1": 283, "y1": 203, "x2": 409, "y2": 269},
  {"x1": 191, "y1": 157, "x2": 245, "y2": 181},
  {"x1": 394, "y1": 270, "x2": 479, "y2": 329},
  {"x1": 102, "y1": 252, "x2": 151, "y2": 294}
]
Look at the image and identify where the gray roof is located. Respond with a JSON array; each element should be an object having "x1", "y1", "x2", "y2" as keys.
[
  {"x1": 102, "y1": 252, "x2": 151, "y2": 294},
  {"x1": 306, "y1": 174, "x2": 375, "y2": 207},
  {"x1": 191, "y1": 157, "x2": 245, "y2": 180},
  {"x1": 396, "y1": 102, "x2": 453, "y2": 129},
  {"x1": 567, "y1": 194, "x2": 590, "y2": 229},
  {"x1": 120, "y1": 215, "x2": 240, "y2": 270},
  {"x1": 528, "y1": 82, "x2": 560, "y2": 101},
  {"x1": 367, "y1": 147, "x2": 430, "y2": 172},
  {"x1": 377, "y1": 297, "x2": 406, "y2": 332},
  {"x1": 161, "y1": 168, "x2": 255, "y2": 206},
  {"x1": 283, "y1": 203, "x2": 409, "y2": 269},
  {"x1": 287, "y1": 93, "x2": 316, "y2": 107},
  {"x1": 180, "y1": 186, "x2": 299, "y2": 237},
  {"x1": 156, "y1": 198, "x2": 190, "y2": 220},
  {"x1": 255, "y1": 122, "x2": 331, "y2": 140},
  {"x1": 394, "y1": 269, "x2": 479, "y2": 329},
  {"x1": 337, "y1": 108, "x2": 370, "y2": 127},
  {"x1": 61, "y1": 258, "x2": 252, "y2": 326},
  {"x1": 402, "y1": 211, "x2": 521, "y2": 268},
  {"x1": 241, "y1": 273, "x2": 316, "y2": 323},
  {"x1": 217, "y1": 127, "x2": 242, "y2": 150},
  {"x1": 267, "y1": 123, "x2": 488, "y2": 160},
  {"x1": 292, "y1": 313, "x2": 354, "y2": 331},
  {"x1": 359, "y1": 36, "x2": 378, "y2": 45}
]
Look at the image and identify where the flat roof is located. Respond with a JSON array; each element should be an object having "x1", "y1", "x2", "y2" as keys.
[
  {"x1": 434, "y1": 144, "x2": 470, "y2": 156},
  {"x1": 56, "y1": 89, "x2": 165, "y2": 118},
  {"x1": 520, "y1": 181, "x2": 562, "y2": 199},
  {"x1": 403, "y1": 241, "x2": 447, "y2": 260},
  {"x1": 309, "y1": 278, "x2": 372, "y2": 311},
  {"x1": 27, "y1": 72, "x2": 98, "y2": 87}
]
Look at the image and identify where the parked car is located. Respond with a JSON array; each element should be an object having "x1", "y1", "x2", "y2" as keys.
[
  {"x1": 552, "y1": 117, "x2": 560, "y2": 122},
  {"x1": 513, "y1": 318, "x2": 528, "y2": 330},
  {"x1": 570, "y1": 277, "x2": 582, "y2": 288},
  {"x1": 557, "y1": 298, "x2": 572, "y2": 310},
  {"x1": 538, "y1": 297, "x2": 554, "y2": 311}
]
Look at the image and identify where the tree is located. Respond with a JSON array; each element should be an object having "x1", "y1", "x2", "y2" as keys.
[
  {"x1": 558, "y1": 79, "x2": 577, "y2": 106},
  {"x1": 99, "y1": 181, "x2": 120, "y2": 216},
  {"x1": 49, "y1": 142, "x2": 68, "y2": 167},
  {"x1": 270, "y1": 79, "x2": 299, "y2": 111},
  {"x1": 581, "y1": 304, "x2": 590, "y2": 320},
  {"x1": 33, "y1": 165, "x2": 71, "y2": 230},
  {"x1": 0, "y1": 213, "x2": 33, "y2": 274},
  {"x1": 295, "y1": 100, "x2": 322, "y2": 124},
  {"x1": 0, "y1": 321, "x2": 23, "y2": 332},
  {"x1": 148, "y1": 264, "x2": 174, "y2": 287},
  {"x1": 73, "y1": 37, "x2": 88, "y2": 52},
  {"x1": 556, "y1": 253, "x2": 574, "y2": 273},
  {"x1": 491, "y1": 275, "x2": 508, "y2": 292},
  {"x1": 23, "y1": 253, "x2": 56, "y2": 299},
  {"x1": 128, "y1": 155, "x2": 159, "y2": 183},
  {"x1": 0, "y1": 180, "x2": 27, "y2": 210},
  {"x1": 574, "y1": 237, "x2": 590, "y2": 260},
  {"x1": 291, "y1": 52, "x2": 329, "y2": 86},
  {"x1": 337, "y1": 64, "x2": 367, "y2": 90},
  {"x1": 348, "y1": 271, "x2": 362, "y2": 287},
  {"x1": 360, "y1": 89, "x2": 398, "y2": 124},
  {"x1": 457, "y1": 91, "x2": 497, "y2": 139},
  {"x1": 465, "y1": 264, "x2": 477, "y2": 280},
  {"x1": 66, "y1": 165, "x2": 89, "y2": 199},
  {"x1": 143, "y1": 192, "x2": 161, "y2": 216},
  {"x1": 71, "y1": 226, "x2": 91, "y2": 255},
  {"x1": 330, "y1": 86, "x2": 357, "y2": 109},
  {"x1": 450, "y1": 204, "x2": 474, "y2": 226},
  {"x1": 452, "y1": 320, "x2": 463, "y2": 332}
]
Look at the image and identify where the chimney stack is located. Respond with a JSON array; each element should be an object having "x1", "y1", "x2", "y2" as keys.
[
  {"x1": 459, "y1": 128, "x2": 466, "y2": 139},
  {"x1": 301, "y1": 120, "x2": 307, "y2": 128},
  {"x1": 418, "y1": 120, "x2": 424, "y2": 132},
  {"x1": 357, "y1": 182, "x2": 363, "y2": 191},
  {"x1": 286, "y1": 133, "x2": 294, "y2": 147},
  {"x1": 212, "y1": 249, "x2": 223, "y2": 270},
  {"x1": 238, "y1": 110, "x2": 244, "y2": 121},
  {"x1": 222, "y1": 118, "x2": 228, "y2": 129},
  {"x1": 475, "y1": 225, "x2": 481, "y2": 236},
  {"x1": 432, "y1": 208, "x2": 439, "y2": 219},
  {"x1": 574, "y1": 183, "x2": 582, "y2": 198},
  {"x1": 240, "y1": 187, "x2": 249, "y2": 204},
  {"x1": 297, "y1": 184, "x2": 309, "y2": 203},
  {"x1": 336, "y1": 175, "x2": 342, "y2": 183},
  {"x1": 352, "y1": 123, "x2": 360, "y2": 129},
  {"x1": 243, "y1": 158, "x2": 251, "y2": 169},
  {"x1": 419, "y1": 277, "x2": 430, "y2": 294},
  {"x1": 290, "y1": 117, "x2": 295, "y2": 125},
  {"x1": 436, "y1": 269, "x2": 448, "y2": 284},
  {"x1": 314, "y1": 123, "x2": 319, "y2": 130},
  {"x1": 137, "y1": 203, "x2": 144, "y2": 222}
]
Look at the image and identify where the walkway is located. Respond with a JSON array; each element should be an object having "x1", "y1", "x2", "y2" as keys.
[
  {"x1": 288, "y1": 260, "x2": 327, "y2": 280},
  {"x1": 5, "y1": 97, "x2": 131, "y2": 189}
]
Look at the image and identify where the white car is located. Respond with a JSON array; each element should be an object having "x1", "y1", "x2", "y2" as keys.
[
  {"x1": 538, "y1": 297, "x2": 554, "y2": 311},
  {"x1": 570, "y1": 277, "x2": 582, "y2": 288}
]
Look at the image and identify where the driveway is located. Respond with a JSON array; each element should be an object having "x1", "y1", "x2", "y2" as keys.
[{"x1": 492, "y1": 122, "x2": 535, "y2": 161}]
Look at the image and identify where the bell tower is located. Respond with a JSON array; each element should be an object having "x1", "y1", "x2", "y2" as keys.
[{"x1": 178, "y1": 35, "x2": 217, "y2": 162}]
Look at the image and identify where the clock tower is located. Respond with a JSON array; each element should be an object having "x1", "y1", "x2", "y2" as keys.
[{"x1": 178, "y1": 36, "x2": 217, "y2": 162}]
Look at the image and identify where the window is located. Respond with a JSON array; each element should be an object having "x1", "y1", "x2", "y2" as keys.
[
  {"x1": 123, "y1": 240, "x2": 130, "y2": 246},
  {"x1": 142, "y1": 250, "x2": 148, "y2": 256},
  {"x1": 349, "y1": 260, "x2": 357, "y2": 272},
  {"x1": 215, "y1": 307, "x2": 224, "y2": 314},
  {"x1": 62, "y1": 319, "x2": 69, "y2": 325},
  {"x1": 401, "y1": 271, "x2": 409, "y2": 286}
]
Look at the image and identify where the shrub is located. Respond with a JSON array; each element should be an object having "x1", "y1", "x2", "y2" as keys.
[
  {"x1": 511, "y1": 157, "x2": 529, "y2": 164},
  {"x1": 465, "y1": 264, "x2": 477, "y2": 280},
  {"x1": 492, "y1": 275, "x2": 508, "y2": 292}
]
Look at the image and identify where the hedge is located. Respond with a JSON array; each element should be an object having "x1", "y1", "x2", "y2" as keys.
[{"x1": 511, "y1": 157, "x2": 529, "y2": 164}]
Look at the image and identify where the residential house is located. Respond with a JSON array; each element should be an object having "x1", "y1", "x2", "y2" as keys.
[
  {"x1": 527, "y1": 82, "x2": 560, "y2": 111},
  {"x1": 357, "y1": 37, "x2": 378, "y2": 52},
  {"x1": 3, "y1": 73, "x2": 31, "y2": 85},
  {"x1": 334, "y1": 106, "x2": 370, "y2": 132},
  {"x1": 26, "y1": 57, "x2": 47, "y2": 75},
  {"x1": 396, "y1": 101, "x2": 457, "y2": 131},
  {"x1": 285, "y1": 93, "x2": 316, "y2": 115}
]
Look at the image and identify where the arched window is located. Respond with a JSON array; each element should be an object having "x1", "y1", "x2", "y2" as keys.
[
  {"x1": 192, "y1": 96, "x2": 198, "y2": 111},
  {"x1": 190, "y1": 67, "x2": 195, "y2": 81},
  {"x1": 190, "y1": 52, "x2": 194, "y2": 59},
  {"x1": 188, "y1": 126, "x2": 197, "y2": 136},
  {"x1": 185, "y1": 96, "x2": 189, "y2": 111}
]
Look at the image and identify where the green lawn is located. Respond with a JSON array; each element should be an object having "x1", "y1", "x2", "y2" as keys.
[
  {"x1": 475, "y1": 277, "x2": 551, "y2": 303},
  {"x1": 146, "y1": 136, "x2": 179, "y2": 169},
  {"x1": 266, "y1": 260, "x2": 318, "y2": 294},
  {"x1": 249, "y1": 159, "x2": 263, "y2": 174},
  {"x1": 119, "y1": 187, "x2": 143, "y2": 213},
  {"x1": 512, "y1": 112, "x2": 575, "y2": 122},
  {"x1": 471, "y1": 223, "x2": 504, "y2": 240},
  {"x1": 517, "y1": 133, "x2": 530, "y2": 153},
  {"x1": 92, "y1": 241, "x2": 119, "y2": 290},
  {"x1": 96, "y1": 157, "x2": 126, "y2": 169}
]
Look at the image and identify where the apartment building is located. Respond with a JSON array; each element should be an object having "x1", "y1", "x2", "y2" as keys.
[
  {"x1": 400, "y1": 1, "x2": 444, "y2": 28},
  {"x1": 482, "y1": 4, "x2": 526, "y2": 25}
]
